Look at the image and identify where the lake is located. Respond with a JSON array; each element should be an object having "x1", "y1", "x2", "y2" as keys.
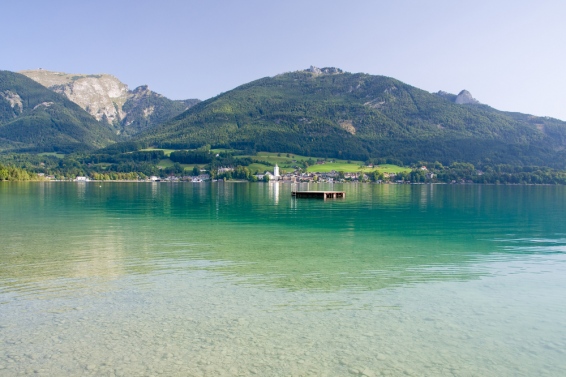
[{"x1": 1, "y1": 182, "x2": 565, "y2": 376}]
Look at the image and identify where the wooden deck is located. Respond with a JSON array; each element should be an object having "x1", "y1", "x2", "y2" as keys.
[{"x1": 291, "y1": 191, "x2": 346, "y2": 199}]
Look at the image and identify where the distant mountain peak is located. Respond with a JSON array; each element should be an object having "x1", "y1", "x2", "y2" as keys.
[
  {"x1": 305, "y1": 66, "x2": 343, "y2": 75},
  {"x1": 455, "y1": 90, "x2": 479, "y2": 105},
  {"x1": 20, "y1": 70, "x2": 199, "y2": 137},
  {"x1": 20, "y1": 69, "x2": 129, "y2": 124},
  {"x1": 130, "y1": 85, "x2": 162, "y2": 99},
  {"x1": 132, "y1": 84, "x2": 149, "y2": 92},
  {"x1": 435, "y1": 89, "x2": 480, "y2": 105}
]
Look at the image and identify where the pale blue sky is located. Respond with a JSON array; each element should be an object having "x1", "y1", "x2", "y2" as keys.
[{"x1": 3, "y1": 0, "x2": 566, "y2": 120}]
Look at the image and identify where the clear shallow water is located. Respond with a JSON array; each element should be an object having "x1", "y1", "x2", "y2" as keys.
[{"x1": 0, "y1": 182, "x2": 565, "y2": 376}]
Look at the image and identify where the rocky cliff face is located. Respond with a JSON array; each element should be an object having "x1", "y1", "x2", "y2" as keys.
[
  {"x1": 20, "y1": 69, "x2": 199, "y2": 136},
  {"x1": 455, "y1": 90, "x2": 480, "y2": 105},
  {"x1": 0, "y1": 70, "x2": 118, "y2": 152},
  {"x1": 435, "y1": 90, "x2": 480, "y2": 105},
  {"x1": 121, "y1": 86, "x2": 200, "y2": 136},
  {"x1": 305, "y1": 66, "x2": 343, "y2": 75},
  {"x1": 20, "y1": 70, "x2": 129, "y2": 125}
]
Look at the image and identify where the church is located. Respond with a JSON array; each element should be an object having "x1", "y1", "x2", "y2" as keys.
[{"x1": 257, "y1": 164, "x2": 280, "y2": 181}]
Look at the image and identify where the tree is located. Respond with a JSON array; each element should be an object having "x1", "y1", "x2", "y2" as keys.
[
  {"x1": 0, "y1": 166, "x2": 9, "y2": 180},
  {"x1": 192, "y1": 166, "x2": 200, "y2": 176}
]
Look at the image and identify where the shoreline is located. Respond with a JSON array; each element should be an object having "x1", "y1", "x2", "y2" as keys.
[{"x1": 1, "y1": 180, "x2": 561, "y2": 186}]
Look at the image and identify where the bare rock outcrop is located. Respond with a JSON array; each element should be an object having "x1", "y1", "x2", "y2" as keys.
[
  {"x1": 20, "y1": 69, "x2": 199, "y2": 136},
  {"x1": 455, "y1": 90, "x2": 479, "y2": 105},
  {"x1": 0, "y1": 90, "x2": 23, "y2": 113},
  {"x1": 305, "y1": 66, "x2": 343, "y2": 75},
  {"x1": 20, "y1": 70, "x2": 129, "y2": 125}
]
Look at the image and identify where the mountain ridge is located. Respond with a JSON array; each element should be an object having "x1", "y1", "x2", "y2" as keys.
[
  {"x1": 133, "y1": 67, "x2": 566, "y2": 168},
  {"x1": 0, "y1": 70, "x2": 117, "y2": 152},
  {"x1": 4, "y1": 67, "x2": 566, "y2": 169},
  {"x1": 20, "y1": 69, "x2": 200, "y2": 136}
]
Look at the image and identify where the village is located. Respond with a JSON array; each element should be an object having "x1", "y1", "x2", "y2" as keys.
[{"x1": 69, "y1": 163, "x2": 436, "y2": 183}]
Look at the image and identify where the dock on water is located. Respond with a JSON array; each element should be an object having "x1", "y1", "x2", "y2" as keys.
[{"x1": 291, "y1": 191, "x2": 346, "y2": 199}]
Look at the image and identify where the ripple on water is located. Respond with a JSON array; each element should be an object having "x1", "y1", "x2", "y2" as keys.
[{"x1": 1, "y1": 183, "x2": 566, "y2": 375}]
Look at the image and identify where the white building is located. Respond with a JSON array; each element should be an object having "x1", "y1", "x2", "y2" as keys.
[
  {"x1": 217, "y1": 167, "x2": 234, "y2": 174},
  {"x1": 259, "y1": 164, "x2": 281, "y2": 181}
]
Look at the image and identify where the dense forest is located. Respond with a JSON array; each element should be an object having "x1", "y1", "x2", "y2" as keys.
[
  {"x1": 0, "y1": 162, "x2": 36, "y2": 181},
  {"x1": 396, "y1": 162, "x2": 566, "y2": 185},
  {"x1": 133, "y1": 68, "x2": 566, "y2": 169}
]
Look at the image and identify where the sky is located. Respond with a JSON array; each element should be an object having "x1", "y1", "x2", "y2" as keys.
[{"x1": 3, "y1": 0, "x2": 566, "y2": 120}]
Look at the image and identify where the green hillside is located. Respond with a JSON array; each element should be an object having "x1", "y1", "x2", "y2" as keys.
[
  {"x1": 135, "y1": 67, "x2": 566, "y2": 168},
  {"x1": 121, "y1": 86, "x2": 200, "y2": 136},
  {"x1": 0, "y1": 71, "x2": 117, "y2": 153}
]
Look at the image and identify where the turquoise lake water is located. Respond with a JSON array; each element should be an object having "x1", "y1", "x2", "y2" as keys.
[{"x1": 0, "y1": 182, "x2": 565, "y2": 376}]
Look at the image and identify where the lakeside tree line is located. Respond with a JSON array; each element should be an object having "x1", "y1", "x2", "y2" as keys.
[
  {"x1": 0, "y1": 162, "x2": 36, "y2": 181},
  {"x1": 393, "y1": 162, "x2": 566, "y2": 185},
  {"x1": 2, "y1": 150, "x2": 566, "y2": 185}
]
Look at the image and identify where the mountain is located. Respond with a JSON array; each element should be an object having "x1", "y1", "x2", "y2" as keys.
[
  {"x1": 120, "y1": 85, "x2": 199, "y2": 136},
  {"x1": 135, "y1": 67, "x2": 566, "y2": 168},
  {"x1": 0, "y1": 71, "x2": 117, "y2": 153},
  {"x1": 454, "y1": 90, "x2": 480, "y2": 105},
  {"x1": 20, "y1": 69, "x2": 200, "y2": 137},
  {"x1": 435, "y1": 89, "x2": 480, "y2": 105}
]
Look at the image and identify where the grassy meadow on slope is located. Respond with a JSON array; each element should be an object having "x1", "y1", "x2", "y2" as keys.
[
  {"x1": 242, "y1": 152, "x2": 409, "y2": 174},
  {"x1": 142, "y1": 148, "x2": 409, "y2": 174}
]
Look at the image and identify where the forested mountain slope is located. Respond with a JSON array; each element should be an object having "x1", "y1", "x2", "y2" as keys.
[
  {"x1": 136, "y1": 67, "x2": 566, "y2": 168},
  {"x1": 0, "y1": 71, "x2": 117, "y2": 152}
]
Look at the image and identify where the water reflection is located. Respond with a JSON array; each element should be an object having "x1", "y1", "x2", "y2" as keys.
[
  {"x1": 2, "y1": 182, "x2": 565, "y2": 377},
  {"x1": 270, "y1": 181, "x2": 279, "y2": 205},
  {"x1": 2, "y1": 182, "x2": 565, "y2": 297},
  {"x1": 150, "y1": 181, "x2": 159, "y2": 199}
]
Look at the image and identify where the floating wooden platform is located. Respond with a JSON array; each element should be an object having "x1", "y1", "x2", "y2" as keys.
[{"x1": 291, "y1": 191, "x2": 346, "y2": 199}]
